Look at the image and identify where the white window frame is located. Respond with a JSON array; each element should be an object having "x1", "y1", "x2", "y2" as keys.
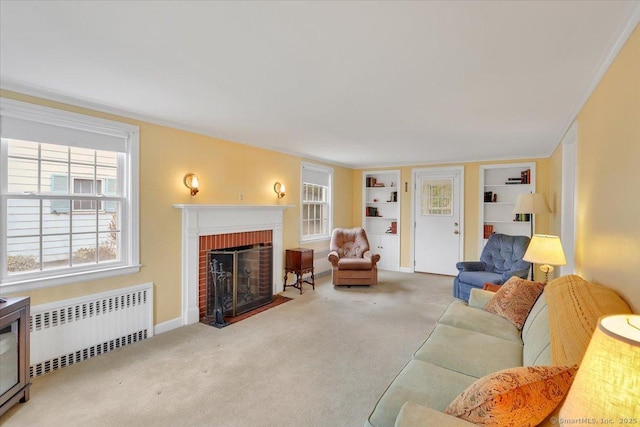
[
  {"x1": 0, "y1": 98, "x2": 140, "y2": 293},
  {"x1": 300, "y1": 162, "x2": 333, "y2": 243}
]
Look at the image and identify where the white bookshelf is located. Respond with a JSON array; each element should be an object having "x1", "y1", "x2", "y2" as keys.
[
  {"x1": 363, "y1": 170, "x2": 400, "y2": 271},
  {"x1": 479, "y1": 163, "x2": 535, "y2": 254}
]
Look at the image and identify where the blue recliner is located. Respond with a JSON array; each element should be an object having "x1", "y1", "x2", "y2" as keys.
[{"x1": 453, "y1": 233, "x2": 531, "y2": 301}]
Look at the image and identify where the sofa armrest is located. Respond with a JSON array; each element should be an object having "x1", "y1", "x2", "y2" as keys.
[
  {"x1": 455, "y1": 261, "x2": 486, "y2": 272},
  {"x1": 328, "y1": 251, "x2": 340, "y2": 266},
  {"x1": 395, "y1": 402, "x2": 475, "y2": 427},
  {"x1": 468, "y1": 289, "x2": 496, "y2": 309},
  {"x1": 364, "y1": 251, "x2": 381, "y2": 266},
  {"x1": 501, "y1": 268, "x2": 530, "y2": 282}
]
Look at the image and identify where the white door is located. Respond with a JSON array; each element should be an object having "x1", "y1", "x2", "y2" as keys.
[{"x1": 414, "y1": 168, "x2": 463, "y2": 275}]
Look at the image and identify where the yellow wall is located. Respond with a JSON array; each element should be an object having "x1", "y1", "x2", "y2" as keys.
[
  {"x1": 570, "y1": 23, "x2": 640, "y2": 312},
  {"x1": 1, "y1": 90, "x2": 354, "y2": 325},
  {"x1": 4, "y1": 23, "x2": 638, "y2": 323},
  {"x1": 354, "y1": 158, "x2": 551, "y2": 270}
]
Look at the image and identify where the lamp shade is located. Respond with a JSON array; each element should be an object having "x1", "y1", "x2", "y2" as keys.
[
  {"x1": 560, "y1": 314, "x2": 640, "y2": 419},
  {"x1": 512, "y1": 193, "x2": 551, "y2": 214},
  {"x1": 523, "y1": 234, "x2": 567, "y2": 266}
]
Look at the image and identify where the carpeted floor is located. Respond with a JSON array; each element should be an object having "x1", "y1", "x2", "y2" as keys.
[{"x1": 0, "y1": 271, "x2": 455, "y2": 427}]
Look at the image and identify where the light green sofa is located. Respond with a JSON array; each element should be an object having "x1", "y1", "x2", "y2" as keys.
[
  {"x1": 366, "y1": 274, "x2": 633, "y2": 427},
  {"x1": 365, "y1": 287, "x2": 553, "y2": 427}
]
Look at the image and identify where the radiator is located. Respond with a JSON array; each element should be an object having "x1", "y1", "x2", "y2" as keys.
[{"x1": 29, "y1": 282, "x2": 154, "y2": 378}]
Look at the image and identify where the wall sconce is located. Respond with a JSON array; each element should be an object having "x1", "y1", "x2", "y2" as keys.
[
  {"x1": 184, "y1": 173, "x2": 199, "y2": 196},
  {"x1": 273, "y1": 182, "x2": 286, "y2": 199}
]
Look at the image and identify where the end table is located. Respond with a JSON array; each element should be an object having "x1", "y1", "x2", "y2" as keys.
[{"x1": 284, "y1": 248, "x2": 315, "y2": 294}]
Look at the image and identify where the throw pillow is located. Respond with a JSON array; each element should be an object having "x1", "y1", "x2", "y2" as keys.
[
  {"x1": 485, "y1": 276, "x2": 544, "y2": 329},
  {"x1": 444, "y1": 365, "x2": 578, "y2": 427}
]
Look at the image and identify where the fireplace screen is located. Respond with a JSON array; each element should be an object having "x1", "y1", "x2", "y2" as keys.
[{"x1": 207, "y1": 245, "x2": 273, "y2": 321}]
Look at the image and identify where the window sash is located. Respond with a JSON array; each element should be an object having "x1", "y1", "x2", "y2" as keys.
[
  {"x1": 301, "y1": 182, "x2": 329, "y2": 238},
  {"x1": 300, "y1": 162, "x2": 333, "y2": 241},
  {"x1": 1, "y1": 97, "x2": 139, "y2": 292}
]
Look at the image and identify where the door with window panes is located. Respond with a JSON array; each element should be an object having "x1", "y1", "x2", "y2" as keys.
[{"x1": 414, "y1": 169, "x2": 462, "y2": 275}]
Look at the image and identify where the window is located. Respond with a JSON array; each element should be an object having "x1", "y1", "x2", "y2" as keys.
[
  {"x1": 421, "y1": 178, "x2": 453, "y2": 216},
  {"x1": 300, "y1": 162, "x2": 333, "y2": 241},
  {"x1": 1, "y1": 98, "x2": 140, "y2": 292}
]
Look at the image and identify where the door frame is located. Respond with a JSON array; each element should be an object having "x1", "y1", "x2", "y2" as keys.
[
  {"x1": 560, "y1": 121, "x2": 578, "y2": 276},
  {"x1": 411, "y1": 166, "x2": 465, "y2": 273}
]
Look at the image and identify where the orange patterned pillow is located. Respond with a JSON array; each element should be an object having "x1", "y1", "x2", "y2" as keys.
[
  {"x1": 444, "y1": 365, "x2": 577, "y2": 426},
  {"x1": 485, "y1": 276, "x2": 544, "y2": 329}
]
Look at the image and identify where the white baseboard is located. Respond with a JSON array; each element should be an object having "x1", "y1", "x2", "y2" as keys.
[{"x1": 154, "y1": 317, "x2": 183, "y2": 335}]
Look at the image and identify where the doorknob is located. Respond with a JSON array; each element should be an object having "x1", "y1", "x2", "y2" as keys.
[{"x1": 454, "y1": 230, "x2": 459, "y2": 234}]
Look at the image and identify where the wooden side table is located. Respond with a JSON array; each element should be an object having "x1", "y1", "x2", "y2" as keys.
[
  {"x1": 284, "y1": 248, "x2": 315, "y2": 294},
  {"x1": 0, "y1": 297, "x2": 31, "y2": 416}
]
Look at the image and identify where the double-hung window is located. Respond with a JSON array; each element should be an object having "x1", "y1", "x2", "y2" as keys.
[
  {"x1": 300, "y1": 162, "x2": 333, "y2": 241},
  {"x1": 0, "y1": 98, "x2": 140, "y2": 292}
]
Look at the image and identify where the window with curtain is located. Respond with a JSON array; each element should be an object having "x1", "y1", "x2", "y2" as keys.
[
  {"x1": 0, "y1": 98, "x2": 140, "y2": 292},
  {"x1": 300, "y1": 162, "x2": 333, "y2": 241}
]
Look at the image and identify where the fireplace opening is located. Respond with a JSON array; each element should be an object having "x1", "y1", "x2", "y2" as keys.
[{"x1": 206, "y1": 244, "x2": 273, "y2": 327}]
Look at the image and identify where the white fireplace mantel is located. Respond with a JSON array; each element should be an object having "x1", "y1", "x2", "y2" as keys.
[{"x1": 174, "y1": 204, "x2": 293, "y2": 325}]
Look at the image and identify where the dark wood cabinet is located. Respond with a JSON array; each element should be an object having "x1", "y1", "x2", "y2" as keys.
[
  {"x1": 0, "y1": 297, "x2": 31, "y2": 416},
  {"x1": 284, "y1": 248, "x2": 315, "y2": 294}
]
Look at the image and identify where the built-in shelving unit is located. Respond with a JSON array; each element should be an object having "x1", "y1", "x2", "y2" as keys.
[
  {"x1": 363, "y1": 170, "x2": 400, "y2": 271},
  {"x1": 479, "y1": 163, "x2": 536, "y2": 254}
]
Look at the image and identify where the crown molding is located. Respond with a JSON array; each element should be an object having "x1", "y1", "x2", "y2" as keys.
[{"x1": 549, "y1": 2, "x2": 640, "y2": 158}]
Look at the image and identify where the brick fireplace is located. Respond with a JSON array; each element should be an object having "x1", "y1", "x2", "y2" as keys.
[
  {"x1": 174, "y1": 204, "x2": 290, "y2": 326},
  {"x1": 198, "y1": 230, "x2": 273, "y2": 319}
]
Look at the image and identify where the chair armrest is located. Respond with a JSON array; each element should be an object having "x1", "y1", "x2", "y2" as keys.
[
  {"x1": 455, "y1": 261, "x2": 486, "y2": 272},
  {"x1": 364, "y1": 251, "x2": 381, "y2": 266},
  {"x1": 395, "y1": 402, "x2": 475, "y2": 427},
  {"x1": 468, "y1": 289, "x2": 496, "y2": 309},
  {"x1": 328, "y1": 251, "x2": 340, "y2": 266},
  {"x1": 501, "y1": 268, "x2": 530, "y2": 282}
]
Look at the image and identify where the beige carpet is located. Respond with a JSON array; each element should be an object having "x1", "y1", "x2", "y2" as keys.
[{"x1": 1, "y1": 271, "x2": 455, "y2": 427}]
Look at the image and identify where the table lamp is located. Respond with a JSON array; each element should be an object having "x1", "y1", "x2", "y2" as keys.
[
  {"x1": 560, "y1": 314, "x2": 639, "y2": 420},
  {"x1": 523, "y1": 234, "x2": 566, "y2": 283}
]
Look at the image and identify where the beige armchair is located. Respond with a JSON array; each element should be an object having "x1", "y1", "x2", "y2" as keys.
[{"x1": 328, "y1": 227, "x2": 380, "y2": 286}]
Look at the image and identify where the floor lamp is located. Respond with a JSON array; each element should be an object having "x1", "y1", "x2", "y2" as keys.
[{"x1": 513, "y1": 193, "x2": 551, "y2": 279}]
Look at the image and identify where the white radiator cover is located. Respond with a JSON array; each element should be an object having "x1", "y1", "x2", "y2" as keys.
[{"x1": 29, "y1": 282, "x2": 153, "y2": 377}]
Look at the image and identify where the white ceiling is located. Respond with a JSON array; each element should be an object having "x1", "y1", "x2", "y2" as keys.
[{"x1": 1, "y1": 1, "x2": 638, "y2": 168}]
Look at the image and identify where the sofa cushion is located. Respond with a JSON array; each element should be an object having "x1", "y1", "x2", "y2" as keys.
[
  {"x1": 468, "y1": 289, "x2": 495, "y2": 310},
  {"x1": 485, "y1": 276, "x2": 544, "y2": 330},
  {"x1": 444, "y1": 365, "x2": 577, "y2": 426},
  {"x1": 367, "y1": 359, "x2": 477, "y2": 427},
  {"x1": 395, "y1": 402, "x2": 475, "y2": 427},
  {"x1": 437, "y1": 300, "x2": 522, "y2": 343},
  {"x1": 521, "y1": 293, "x2": 552, "y2": 366},
  {"x1": 337, "y1": 257, "x2": 372, "y2": 270},
  {"x1": 413, "y1": 324, "x2": 523, "y2": 378}
]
